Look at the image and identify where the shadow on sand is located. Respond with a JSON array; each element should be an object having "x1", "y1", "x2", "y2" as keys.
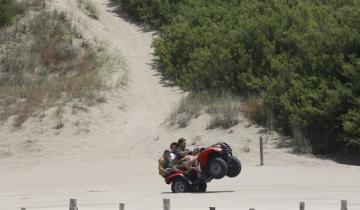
[
  {"x1": 274, "y1": 135, "x2": 360, "y2": 166},
  {"x1": 161, "y1": 190, "x2": 235, "y2": 194},
  {"x1": 105, "y1": 0, "x2": 152, "y2": 31}
]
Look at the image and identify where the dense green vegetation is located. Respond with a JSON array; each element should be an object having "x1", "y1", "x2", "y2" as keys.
[
  {"x1": 0, "y1": 0, "x2": 13, "y2": 26},
  {"x1": 117, "y1": 0, "x2": 183, "y2": 28},
  {"x1": 120, "y1": 0, "x2": 360, "y2": 154}
]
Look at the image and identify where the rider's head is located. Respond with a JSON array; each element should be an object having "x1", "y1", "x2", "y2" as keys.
[
  {"x1": 192, "y1": 148, "x2": 200, "y2": 155},
  {"x1": 170, "y1": 142, "x2": 178, "y2": 151},
  {"x1": 163, "y1": 149, "x2": 171, "y2": 160},
  {"x1": 177, "y1": 137, "x2": 186, "y2": 149}
]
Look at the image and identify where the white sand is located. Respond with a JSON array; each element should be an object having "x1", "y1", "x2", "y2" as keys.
[{"x1": 0, "y1": 0, "x2": 359, "y2": 209}]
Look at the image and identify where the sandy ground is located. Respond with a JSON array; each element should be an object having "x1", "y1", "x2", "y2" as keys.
[
  {"x1": 0, "y1": 160, "x2": 360, "y2": 210},
  {"x1": 0, "y1": 0, "x2": 359, "y2": 209}
]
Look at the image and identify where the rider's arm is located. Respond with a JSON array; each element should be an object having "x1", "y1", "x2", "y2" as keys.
[
  {"x1": 180, "y1": 155, "x2": 190, "y2": 162},
  {"x1": 178, "y1": 150, "x2": 191, "y2": 158},
  {"x1": 158, "y1": 159, "x2": 167, "y2": 174}
]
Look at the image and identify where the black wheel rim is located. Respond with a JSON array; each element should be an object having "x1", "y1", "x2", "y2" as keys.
[
  {"x1": 210, "y1": 162, "x2": 222, "y2": 176},
  {"x1": 174, "y1": 181, "x2": 185, "y2": 192}
]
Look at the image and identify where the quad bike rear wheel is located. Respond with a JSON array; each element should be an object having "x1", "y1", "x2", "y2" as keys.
[
  {"x1": 192, "y1": 183, "x2": 207, "y2": 192},
  {"x1": 207, "y1": 157, "x2": 228, "y2": 179},
  {"x1": 171, "y1": 178, "x2": 190, "y2": 193},
  {"x1": 227, "y1": 156, "x2": 241, "y2": 177}
]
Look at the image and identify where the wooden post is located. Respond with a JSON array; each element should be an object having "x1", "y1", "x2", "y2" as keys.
[
  {"x1": 119, "y1": 203, "x2": 125, "y2": 210},
  {"x1": 21, "y1": 208, "x2": 26, "y2": 210},
  {"x1": 300, "y1": 201, "x2": 305, "y2": 210},
  {"x1": 69, "y1": 198, "x2": 78, "y2": 210},
  {"x1": 260, "y1": 136, "x2": 264, "y2": 166},
  {"x1": 209, "y1": 207, "x2": 216, "y2": 210},
  {"x1": 163, "y1": 198, "x2": 170, "y2": 210},
  {"x1": 249, "y1": 208, "x2": 255, "y2": 210},
  {"x1": 341, "y1": 200, "x2": 347, "y2": 210}
]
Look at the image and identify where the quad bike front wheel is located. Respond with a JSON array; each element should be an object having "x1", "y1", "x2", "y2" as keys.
[
  {"x1": 171, "y1": 178, "x2": 190, "y2": 193},
  {"x1": 227, "y1": 156, "x2": 241, "y2": 177},
  {"x1": 207, "y1": 157, "x2": 228, "y2": 179}
]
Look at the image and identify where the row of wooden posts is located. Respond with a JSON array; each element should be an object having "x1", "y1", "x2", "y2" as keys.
[{"x1": 19, "y1": 198, "x2": 350, "y2": 210}]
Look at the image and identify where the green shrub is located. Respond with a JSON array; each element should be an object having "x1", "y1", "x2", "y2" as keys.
[
  {"x1": 0, "y1": 0, "x2": 14, "y2": 26},
  {"x1": 120, "y1": 0, "x2": 360, "y2": 154},
  {"x1": 117, "y1": 0, "x2": 184, "y2": 28}
]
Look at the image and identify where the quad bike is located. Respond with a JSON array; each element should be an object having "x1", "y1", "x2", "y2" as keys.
[{"x1": 164, "y1": 142, "x2": 241, "y2": 193}]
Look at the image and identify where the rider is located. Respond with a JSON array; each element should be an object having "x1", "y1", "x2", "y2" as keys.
[
  {"x1": 177, "y1": 137, "x2": 191, "y2": 159},
  {"x1": 158, "y1": 149, "x2": 179, "y2": 178},
  {"x1": 178, "y1": 148, "x2": 201, "y2": 174},
  {"x1": 169, "y1": 142, "x2": 179, "y2": 160}
]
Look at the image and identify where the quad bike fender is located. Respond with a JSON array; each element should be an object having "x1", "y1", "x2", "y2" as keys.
[
  {"x1": 197, "y1": 147, "x2": 222, "y2": 168},
  {"x1": 165, "y1": 172, "x2": 185, "y2": 185}
]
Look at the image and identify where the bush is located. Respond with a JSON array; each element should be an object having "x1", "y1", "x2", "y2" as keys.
[
  {"x1": 0, "y1": 0, "x2": 14, "y2": 26},
  {"x1": 120, "y1": 0, "x2": 360, "y2": 154},
  {"x1": 117, "y1": 0, "x2": 184, "y2": 28}
]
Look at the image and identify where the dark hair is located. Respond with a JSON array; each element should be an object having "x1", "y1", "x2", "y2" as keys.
[
  {"x1": 170, "y1": 142, "x2": 178, "y2": 148},
  {"x1": 178, "y1": 137, "x2": 186, "y2": 145},
  {"x1": 163, "y1": 149, "x2": 171, "y2": 155},
  {"x1": 193, "y1": 147, "x2": 200, "y2": 152}
]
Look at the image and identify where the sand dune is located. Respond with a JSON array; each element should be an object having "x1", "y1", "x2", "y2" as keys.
[{"x1": 0, "y1": 0, "x2": 359, "y2": 209}]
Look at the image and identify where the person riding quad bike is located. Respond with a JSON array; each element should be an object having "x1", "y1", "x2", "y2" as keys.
[{"x1": 163, "y1": 142, "x2": 241, "y2": 193}]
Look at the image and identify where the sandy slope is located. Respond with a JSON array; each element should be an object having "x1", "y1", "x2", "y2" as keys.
[{"x1": 0, "y1": 0, "x2": 359, "y2": 209}]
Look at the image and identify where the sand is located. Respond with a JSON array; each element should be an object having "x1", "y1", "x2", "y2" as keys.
[{"x1": 0, "y1": 0, "x2": 359, "y2": 209}]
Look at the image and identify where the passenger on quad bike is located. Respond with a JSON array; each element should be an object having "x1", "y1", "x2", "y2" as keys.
[
  {"x1": 158, "y1": 150, "x2": 181, "y2": 178},
  {"x1": 176, "y1": 138, "x2": 191, "y2": 159},
  {"x1": 177, "y1": 148, "x2": 201, "y2": 174},
  {"x1": 169, "y1": 142, "x2": 179, "y2": 161}
]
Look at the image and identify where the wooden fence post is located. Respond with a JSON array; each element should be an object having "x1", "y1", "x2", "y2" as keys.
[
  {"x1": 163, "y1": 198, "x2": 170, "y2": 210},
  {"x1": 119, "y1": 203, "x2": 125, "y2": 210},
  {"x1": 300, "y1": 201, "x2": 305, "y2": 210},
  {"x1": 341, "y1": 200, "x2": 347, "y2": 210},
  {"x1": 260, "y1": 136, "x2": 264, "y2": 166},
  {"x1": 69, "y1": 198, "x2": 78, "y2": 210},
  {"x1": 209, "y1": 207, "x2": 216, "y2": 210},
  {"x1": 21, "y1": 208, "x2": 26, "y2": 210},
  {"x1": 249, "y1": 208, "x2": 255, "y2": 210}
]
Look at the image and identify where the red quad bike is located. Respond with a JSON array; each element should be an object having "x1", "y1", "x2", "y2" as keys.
[{"x1": 165, "y1": 142, "x2": 241, "y2": 193}]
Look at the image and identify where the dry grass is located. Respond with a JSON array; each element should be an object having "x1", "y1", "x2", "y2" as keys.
[
  {"x1": 76, "y1": 0, "x2": 99, "y2": 19},
  {"x1": 168, "y1": 92, "x2": 242, "y2": 129},
  {"x1": 168, "y1": 92, "x2": 210, "y2": 128},
  {"x1": 0, "y1": 9, "x2": 124, "y2": 127},
  {"x1": 207, "y1": 98, "x2": 241, "y2": 129},
  {"x1": 292, "y1": 127, "x2": 313, "y2": 154},
  {"x1": 242, "y1": 96, "x2": 265, "y2": 124}
]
